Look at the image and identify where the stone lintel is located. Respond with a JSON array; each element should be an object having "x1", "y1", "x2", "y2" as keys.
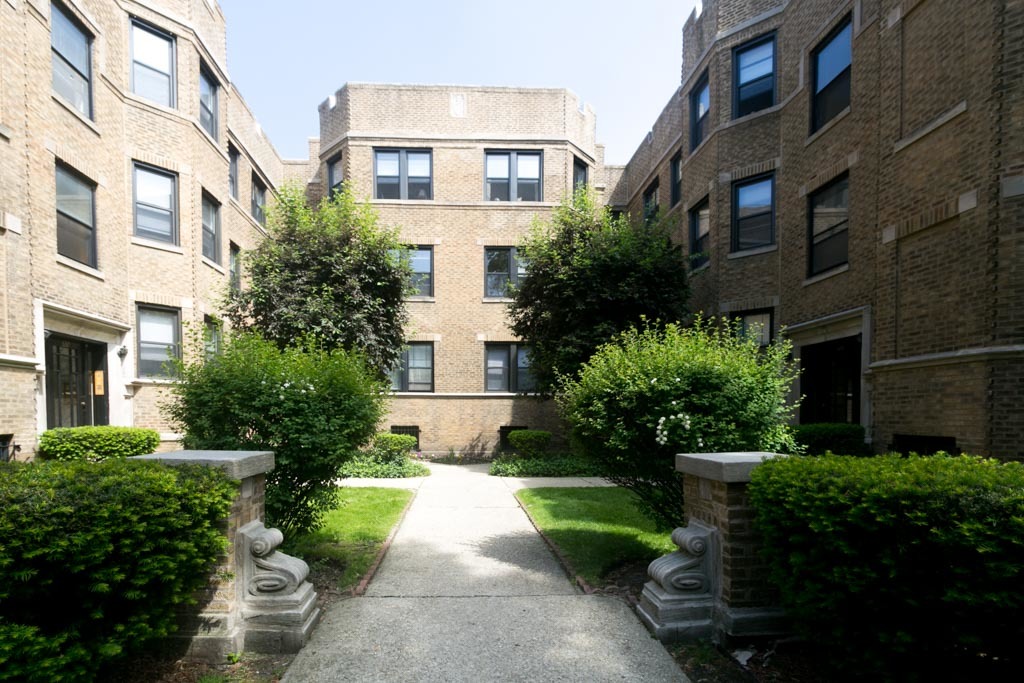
[
  {"x1": 132, "y1": 450, "x2": 275, "y2": 480},
  {"x1": 675, "y1": 452, "x2": 783, "y2": 483}
]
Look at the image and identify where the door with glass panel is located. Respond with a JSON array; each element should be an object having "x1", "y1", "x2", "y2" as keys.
[{"x1": 45, "y1": 333, "x2": 108, "y2": 429}]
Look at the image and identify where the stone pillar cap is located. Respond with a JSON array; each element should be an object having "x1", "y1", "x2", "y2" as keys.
[
  {"x1": 132, "y1": 450, "x2": 275, "y2": 480},
  {"x1": 675, "y1": 452, "x2": 783, "y2": 483}
]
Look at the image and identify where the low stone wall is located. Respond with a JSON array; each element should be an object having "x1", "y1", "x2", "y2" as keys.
[
  {"x1": 638, "y1": 452, "x2": 787, "y2": 644},
  {"x1": 131, "y1": 451, "x2": 319, "y2": 661}
]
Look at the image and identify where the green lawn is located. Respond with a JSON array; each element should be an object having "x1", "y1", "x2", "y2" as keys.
[
  {"x1": 515, "y1": 487, "x2": 675, "y2": 585},
  {"x1": 282, "y1": 487, "x2": 413, "y2": 591}
]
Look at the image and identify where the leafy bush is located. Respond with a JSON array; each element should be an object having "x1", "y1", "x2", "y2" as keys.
[
  {"x1": 0, "y1": 459, "x2": 235, "y2": 681},
  {"x1": 338, "y1": 432, "x2": 429, "y2": 478},
  {"x1": 557, "y1": 318, "x2": 799, "y2": 529},
  {"x1": 792, "y1": 422, "x2": 871, "y2": 456},
  {"x1": 165, "y1": 332, "x2": 387, "y2": 533},
  {"x1": 489, "y1": 455, "x2": 605, "y2": 478},
  {"x1": 749, "y1": 454, "x2": 1024, "y2": 673},
  {"x1": 36, "y1": 426, "x2": 160, "y2": 462},
  {"x1": 507, "y1": 429, "x2": 553, "y2": 459}
]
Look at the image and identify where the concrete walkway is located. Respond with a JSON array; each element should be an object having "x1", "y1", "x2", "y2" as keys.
[{"x1": 284, "y1": 462, "x2": 688, "y2": 682}]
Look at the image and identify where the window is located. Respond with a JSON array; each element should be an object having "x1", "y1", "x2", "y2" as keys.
[
  {"x1": 390, "y1": 343, "x2": 433, "y2": 392},
  {"x1": 735, "y1": 309, "x2": 773, "y2": 347},
  {"x1": 133, "y1": 163, "x2": 177, "y2": 244},
  {"x1": 734, "y1": 35, "x2": 775, "y2": 118},
  {"x1": 573, "y1": 156, "x2": 588, "y2": 190},
  {"x1": 690, "y1": 72, "x2": 710, "y2": 150},
  {"x1": 485, "y1": 151, "x2": 541, "y2": 202},
  {"x1": 374, "y1": 149, "x2": 432, "y2": 200},
  {"x1": 229, "y1": 242, "x2": 241, "y2": 291},
  {"x1": 643, "y1": 178, "x2": 659, "y2": 224},
  {"x1": 199, "y1": 64, "x2": 218, "y2": 140},
  {"x1": 485, "y1": 343, "x2": 535, "y2": 393},
  {"x1": 732, "y1": 174, "x2": 774, "y2": 252},
  {"x1": 808, "y1": 173, "x2": 849, "y2": 276},
  {"x1": 811, "y1": 17, "x2": 852, "y2": 132},
  {"x1": 131, "y1": 21, "x2": 174, "y2": 107},
  {"x1": 409, "y1": 246, "x2": 433, "y2": 297},
  {"x1": 201, "y1": 193, "x2": 220, "y2": 263},
  {"x1": 484, "y1": 247, "x2": 527, "y2": 298},
  {"x1": 56, "y1": 164, "x2": 96, "y2": 267},
  {"x1": 137, "y1": 305, "x2": 180, "y2": 377},
  {"x1": 203, "y1": 315, "x2": 221, "y2": 360},
  {"x1": 251, "y1": 174, "x2": 266, "y2": 225},
  {"x1": 670, "y1": 152, "x2": 683, "y2": 206},
  {"x1": 689, "y1": 197, "x2": 710, "y2": 269},
  {"x1": 228, "y1": 145, "x2": 239, "y2": 199},
  {"x1": 327, "y1": 155, "x2": 343, "y2": 195},
  {"x1": 51, "y1": 2, "x2": 91, "y2": 118}
]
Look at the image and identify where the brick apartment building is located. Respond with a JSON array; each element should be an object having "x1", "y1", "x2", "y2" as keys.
[{"x1": 1, "y1": 0, "x2": 1021, "y2": 459}]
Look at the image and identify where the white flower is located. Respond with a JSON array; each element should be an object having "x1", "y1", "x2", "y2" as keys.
[{"x1": 651, "y1": 378, "x2": 657, "y2": 384}]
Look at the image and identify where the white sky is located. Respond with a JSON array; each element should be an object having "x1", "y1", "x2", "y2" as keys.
[{"x1": 218, "y1": 0, "x2": 700, "y2": 165}]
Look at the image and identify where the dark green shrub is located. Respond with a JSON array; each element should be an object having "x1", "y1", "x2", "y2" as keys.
[
  {"x1": 368, "y1": 433, "x2": 418, "y2": 466},
  {"x1": 749, "y1": 454, "x2": 1024, "y2": 674},
  {"x1": 558, "y1": 318, "x2": 799, "y2": 529},
  {"x1": 489, "y1": 455, "x2": 604, "y2": 477},
  {"x1": 165, "y1": 332, "x2": 387, "y2": 533},
  {"x1": 507, "y1": 429, "x2": 553, "y2": 459},
  {"x1": 36, "y1": 426, "x2": 160, "y2": 462},
  {"x1": 792, "y1": 422, "x2": 871, "y2": 456},
  {"x1": 0, "y1": 459, "x2": 235, "y2": 682},
  {"x1": 338, "y1": 433, "x2": 429, "y2": 478}
]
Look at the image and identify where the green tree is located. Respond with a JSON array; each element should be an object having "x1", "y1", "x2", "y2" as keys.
[
  {"x1": 224, "y1": 185, "x2": 410, "y2": 376},
  {"x1": 508, "y1": 190, "x2": 689, "y2": 393}
]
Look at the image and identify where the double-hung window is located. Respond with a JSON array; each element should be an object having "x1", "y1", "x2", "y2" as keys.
[
  {"x1": 689, "y1": 197, "x2": 710, "y2": 269},
  {"x1": 484, "y1": 247, "x2": 527, "y2": 298},
  {"x1": 131, "y1": 21, "x2": 175, "y2": 108},
  {"x1": 690, "y1": 72, "x2": 710, "y2": 151},
  {"x1": 573, "y1": 157, "x2": 588, "y2": 191},
  {"x1": 51, "y1": 2, "x2": 92, "y2": 118},
  {"x1": 229, "y1": 242, "x2": 241, "y2": 292},
  {"x1": 204, "y1": 315, "x2": 221, "y2": 360},
  {"x1": 375, "y1": 149, "x2": 432, "y2": 200},
  {"x1": 199, "y1": 64, "x2": 218, "y2": 140},
  {"x1": 808, "y1": 173, "x2": 849, "y2": 276},
  {"x1": 390, "y1": 343, "x2": 433, "y2": 392},
  {"x1": 409, "y1": 246, "x2": 433, "y2": 297},
  {"x1": 137, "y1": 305, "x2": 180, "y2": 378},
  {"x1": 56, "y1": 164, "x2": 96, "y2": 267},
  {"x1": 643, "y1": 179, "x2": 659, "y2": 224},
  {"x1": 732, "y1": 174, "x2": 774, "y2": 252},
  {"x1": 485, "y1": 343, "x2": 535, "y2": 393},
  {"x1": 670, "y1": 152, "x2": 683, "y2": 206},
  {"x1": 201, "y1": 193, "x2": 220, "y2": 264},
  {"x1": 327, "y1": 155, "x2": 343, "y2": 195},
  {"x1": 485, "y1": 151, "x2": 541, "y2": 201},
  {"x1": 228, "y1": 146, "x2": 239, "y2": 199},
  {"x1": 251, "y1": 174, "x2": 266, "y2": 226},
  {"x1": 811, "y1": 17, "x2": 852, "y2": 132},
  {"x1": 133, "y1": 163, "x2": 177, "y2": 244},
  {"x1": 735, "y1": 310, "x2": 773, "y2": 347},
  {"x1": 734, "y1": 35, "x2": 775, "y2": 118}
]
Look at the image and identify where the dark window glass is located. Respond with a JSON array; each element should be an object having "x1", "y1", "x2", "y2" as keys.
[
  {"x1": 229, "y1": 242, "x2": 241, "y2": 291},
  {"x1": 56, "y1": 164, "x2": 96, "y2": 267},
  {"x1": 573, "y1": 157, "x2": 588, "y2": 190},
  {"x1": 199, "y1": 65, "x2": 218, "y2": 140},
  {"x1": 486, "y1": 152, "x2": 542, "y2": 201},
  {"x1": 485, "y1": 343, "x2": 534, "y2": 392},
  {"x1": 251, "y1": 175, "x2": 266, "y2": 225},
  {"x1": 670, "y1": 153, "x2": 682, "y2": 206},
  {"x1": 689, "y1": 197, "x2": 710, "y2": 269},
  {"x1": 735, "y1": 36, "x2": 775, "y2": 118},
  {"x1": 228, "y1": 146, "x2": 239, "y2": 199},
  {"x1": 808, "y1": 174, "x2": 849, "y2": 276},
  {"x1": 732, "y1": 174, "x2": 774, "y2": 252},
  {"x1": 643, "y1": 179, "x2": 659, "y2": 224},
  {"x1": 137, "y1": 306, "x2": 180, "y2": 377},
  {"x1": 690, "y1": 73, "x2": 710, "y2": 150},
  {"x1": 131, "y1": 21, "x2": 174, "y2": 107},
  {"x1": 327, "y1": 155, "x2": 343, "y2": 195},
  {"x1": 51, "y1": 2, "x2": 91, "y2": 118},
  {"x1": 484, "y1": 247, "x2": 526, "y2": 297},
  {"x1": 390, "y1": 343, "x2": 433, "y2": 392},
  {"x1": 375, "y1": 149, "x2": 432, "y2": 200},
  {"x1": 133, "y1": 163, "x2": 177, "y2": 244},
  {"x1": 812, "y1": 19, "x2": 852, "y2": 132},
  {"x1": 201, "y1": 193, "x2": 219, "y2": 263},
  {"x1": 410, "y1": 246, "x2": 433, "y2": 297}
]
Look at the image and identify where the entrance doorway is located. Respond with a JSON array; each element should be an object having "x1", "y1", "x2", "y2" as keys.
[
  {"x1": 45, "y1": 334, "x2": 109, "y2": 429},
  {"x1": 799, "y1": 335, "x2": 861, "y2": 424}
]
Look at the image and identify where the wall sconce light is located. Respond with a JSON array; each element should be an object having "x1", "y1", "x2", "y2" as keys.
[{"x1": 117, "y1": 345, "x2": 128, "y2": 359}]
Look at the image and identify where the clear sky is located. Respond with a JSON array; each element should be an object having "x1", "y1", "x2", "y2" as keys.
[{"x1": 217, "y1": 0, "x2": 700, "y2": 165}]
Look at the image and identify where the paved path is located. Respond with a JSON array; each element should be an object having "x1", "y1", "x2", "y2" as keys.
[{"x1": 284, "y1": 463, "x2": 689, "y2": 682}]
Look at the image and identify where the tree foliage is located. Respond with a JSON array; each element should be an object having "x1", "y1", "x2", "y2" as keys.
[
  {"x1": 223, "y1": 185, "x2": 410, "y2": 375},
  {"x1": 507, "y1": 190, "x2": 689, "y2": 393}
]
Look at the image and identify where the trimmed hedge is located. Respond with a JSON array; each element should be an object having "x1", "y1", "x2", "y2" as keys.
[
  {"x1": 749, "y1": 454, "x2": 1024, "y2": 673},
  {"x1": 792, "y1": 422, "x2": 871, "y2": 456},
  {"x1": 489, "y1": 455, "x2": 604, "y2": 478},
  {"x1": 338, "y1": 432, "x2": 429, "y2": 478},
  {"x1": 0, "y1": 459, "x2": 236, "y2": 681},
  {"x1": 36, "y1": 426, "x2": 160, "y2": 462},
  {"x1": 507, "y1": 430, "x2": 553, "y2": 459}
]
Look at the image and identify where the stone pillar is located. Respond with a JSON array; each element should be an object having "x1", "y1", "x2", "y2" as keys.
[
  {"x1": 131, "y1": 450, "x2": 320, "y2": 660},
  {"x1": 638, "y1": 452, "x2": 787, "y2": 644}
]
